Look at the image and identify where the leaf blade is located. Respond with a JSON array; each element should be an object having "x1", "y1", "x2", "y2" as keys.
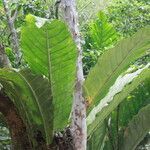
[
  {"x1": 21, "y1": 15, "x2": 77, "y2": 130},
  {"x1": 84, "y1": 27, "x2": 150, "y2": 113}
]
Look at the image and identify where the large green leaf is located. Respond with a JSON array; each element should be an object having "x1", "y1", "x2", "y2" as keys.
[
  {"x1": 121, "y1": 104, "x2": 150, "y2": 150},
  {"x1": 84, "y1": 26, "x2": 150, "y2": 113},
  {"x1": 0, "y1": 68, "x2": 53, "y2": 145},
  {"x1": 21, "y1": 15, "x2": 77, "y2": 130},
  {"x1": 87, "y1": 65, "x2": 150, "y2": 135}
]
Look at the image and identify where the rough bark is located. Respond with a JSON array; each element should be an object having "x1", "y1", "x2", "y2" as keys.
[
  {"x1": 2, "y1": 0, "x2": 21, "y2": 66},
  {"x1": 0, "y1": 44, "x2": 11, "y2": 68},
  {"x1": 49, "y1": 128, "x2": 74, "y2": 150},
  {"x1": 0, "y1": 92, "x2": 32, "y2": 150},
  {"x1": 61, "y1": 1, "x2": 87, "y2": 149}
]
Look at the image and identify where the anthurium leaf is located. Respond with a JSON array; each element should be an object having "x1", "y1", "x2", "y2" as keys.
[
  {"x1": 21, "y1": 15, "x2": 77, "y2": 130},
  {"x1": 0, "y1": 68, "x2": 53, "y2": 144},
  {"x1": 84, "y1": 26, "x2": 150, "y2": 113}
]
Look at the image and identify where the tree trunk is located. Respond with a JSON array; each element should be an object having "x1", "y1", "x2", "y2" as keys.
[
  {"x1": 61, "y1": 1, "x2": 87, "y2": 150},
  {"x1": 2, "y1": 0, "x2": 21, "y2": 66}
]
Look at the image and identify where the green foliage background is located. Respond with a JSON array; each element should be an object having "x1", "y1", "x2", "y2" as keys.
[{"x1": 0, "y1": 0, "x2": 149, "y2": 149}]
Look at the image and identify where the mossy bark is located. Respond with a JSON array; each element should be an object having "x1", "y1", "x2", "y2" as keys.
[{"x1": 0, "y1": 93, "x2": 32, "y2": 150}]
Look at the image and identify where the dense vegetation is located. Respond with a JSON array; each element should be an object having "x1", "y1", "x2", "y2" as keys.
[{"x1": 0, "y1": 0, "x2": 149, "y2": 149}]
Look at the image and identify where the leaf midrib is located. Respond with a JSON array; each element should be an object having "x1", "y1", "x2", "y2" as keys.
[{"x1": 45, "y1": 26, "x2": 54, "y2": 144}]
